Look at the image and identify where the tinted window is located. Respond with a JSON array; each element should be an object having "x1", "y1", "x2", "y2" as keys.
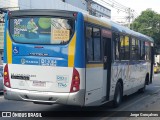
[
  {"x1": 145, "y1": 42, "x2": 151, "y2": 60},
  {"x1": 86, "y1": 26, "x2": 101, "y2": 62},
  {"x1": 93, "y1": 28, "x2": 101, "y2": 61},
  {"x1": 131, "y1": 38, "x2": 139, "y2": 60},
  {"x1": 113, "y1": 33, "x2": 120, "y2": 60},
  {"x1": 124, "y1": 36, "x2": 130, "y2": 60},
  {"x1": 119, "y1": 36, "x2": 125, "y2": 60},
  {"x1": 137, "y1": 40, "x2": 141, "y2": 60},
  {"x1": 119, "y1": 35, "x2": 130, "y2": 60},
  {"x1": 141, "y1": 41, "x2": 145, "y2": 60},
  {"x1": 86, "y1": 27, "x2": 93, "y2": 61}
]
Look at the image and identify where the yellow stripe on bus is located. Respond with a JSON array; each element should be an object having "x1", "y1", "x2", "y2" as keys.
[
  {"x1": 7, "y1": 31, "x2": 12, "y2": 63},
  {"x1": 68, "y1": 33, "x2": 76, "y2": 67},
  {"x1": 86, "y1": 64, "x2": 104, "y2": 68}
]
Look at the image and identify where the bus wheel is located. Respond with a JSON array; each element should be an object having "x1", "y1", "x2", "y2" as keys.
[{"x1": 113, "y1": 82, "x2": 123, "y2": 108}]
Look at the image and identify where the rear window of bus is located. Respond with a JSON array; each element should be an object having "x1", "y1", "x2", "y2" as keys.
[{"x1": 9, "y1": 17, "x2": 74, "y2": 44}]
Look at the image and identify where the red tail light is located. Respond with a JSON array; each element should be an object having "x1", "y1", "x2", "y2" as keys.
[
  {"x1": 4, "y1": 64, "x2": 11, "y2": 88},
  {"x1": 8, "y1": 11, "x2": 12, "y2": 17},
  {"x1": 70, "y1": 68, "x2": 80, "y2": 92}
]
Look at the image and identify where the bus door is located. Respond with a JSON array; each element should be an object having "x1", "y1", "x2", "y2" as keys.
[{"x1": 102, "y1": 29, "x2": 112, "y2": 101}]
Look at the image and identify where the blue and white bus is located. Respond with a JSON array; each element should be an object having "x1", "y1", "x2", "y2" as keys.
[{"x1": 3, "y1": 10, "x2": 154, "y2": 107}]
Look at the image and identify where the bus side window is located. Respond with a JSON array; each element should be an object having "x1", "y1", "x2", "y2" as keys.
[
  {"x1": 145, "y1": 42, "x2": 151, "y2": 60},
  {"x1": 86, "y1": 26, "x2": 101, "y2": 62},
  {"x1": 113, "y1": 33, "x2": 120, "y2": 60},
  {"x1": 93, "y1": 28, "x2": 101, "y2": 61},
  {"x1": 141, "y1": 41, "x2": 145, "y2": 60},
  {"x1": 118, "y1": 35, "x2": 130, "y2": 60},
  {"x1": 119, "y1": 35, "x2": 128, "y2": 60},
  {"x1": 124, "y1": 36, "x2": 130, "y2": 60},
  {"x1": 119, "y1": 36, "x2": 125, "y2": 60},
  {"x1": 137, "y1": 39, "x2": 141, "y2": 60},
  {"x1": 131, "y1": 37, "x2": 139, "y2": 60},
  {"x1": 86, "y1": 27, "x2": 93, "y2": 61}
]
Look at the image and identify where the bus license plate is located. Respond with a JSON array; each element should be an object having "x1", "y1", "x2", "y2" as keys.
[{"x1": 32, "y1": 81, "x2": 46, "y2": 87}]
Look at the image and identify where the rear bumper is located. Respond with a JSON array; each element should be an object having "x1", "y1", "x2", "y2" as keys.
[{"x1": 4, "y1": 87, "x2": 85, "y2": 106}]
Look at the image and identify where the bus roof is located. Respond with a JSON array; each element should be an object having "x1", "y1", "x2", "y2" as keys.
[
  {"x1": 84, "y1": 13, "x2": 154, "y2": 43},
  {"x1": 8, "y1": 9, "x2": 154, "y2": 43},
  {"x1": 8, "y1": 9, "x2": 78, "y2": 19}
]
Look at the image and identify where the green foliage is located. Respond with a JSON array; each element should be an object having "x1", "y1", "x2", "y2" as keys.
[{"x1": 131, "y1": 9, "x2": 160, "y2": 44}]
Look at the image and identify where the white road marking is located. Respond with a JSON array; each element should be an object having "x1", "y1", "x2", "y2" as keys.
[{"x1": 100, "y1": 88, "x2": 160, "y2": 120}]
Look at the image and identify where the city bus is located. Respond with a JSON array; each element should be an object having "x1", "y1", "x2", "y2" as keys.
[{"x1": 3, "y1": 10, "x2": 154, "y2": 107}]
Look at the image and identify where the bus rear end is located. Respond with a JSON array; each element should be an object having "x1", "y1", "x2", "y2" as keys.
[{"x1": 3, "y1": 10, "x2": 85, "y2": 106}]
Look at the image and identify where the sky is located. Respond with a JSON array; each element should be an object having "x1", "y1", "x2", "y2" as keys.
[
  {"x1": 95, "y1": 0, "x2": 160, "y2": 23},
  {"x1": 112, "y1": 0, "x2": 160, "y2": 14}
]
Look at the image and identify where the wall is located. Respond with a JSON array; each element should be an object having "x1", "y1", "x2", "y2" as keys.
[
  {"x1": 0, "y1": 0, "x2": 18, "y2": 8},
  {"x1": 18, "y1": 0, "x2": 87, "y2": 13},
  {"x1": 65, "y1": 0, "x2": 87, "y2": 10},
  {"x1": 91, "y1": 1, "x2": 111, "y2": 18},
  {"x1": 65, "y1": 0, "x2": 111, "y2": 19},
  {"x1": 0, "y1": 0, "x2": 19, "y2": 65}
]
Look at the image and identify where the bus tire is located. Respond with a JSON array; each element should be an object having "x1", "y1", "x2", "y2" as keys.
[{"x1": 113, "y1": 82, "x2": 123, "y2": 108}]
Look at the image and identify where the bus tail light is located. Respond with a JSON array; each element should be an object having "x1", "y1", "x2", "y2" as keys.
[
  {"x1": 70, "y1": 68, "x2": 80, "y2": 92},
  {"x1": 4, "y1": 64, "x2": 11, "y2": 88}
]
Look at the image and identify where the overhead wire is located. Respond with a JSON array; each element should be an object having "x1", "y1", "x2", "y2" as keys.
[{"x1": 94, "y1": 0, "x2": 139, "y2": 25}]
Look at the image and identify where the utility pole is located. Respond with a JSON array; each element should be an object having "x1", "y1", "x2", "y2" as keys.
[
  {"x1": 127, "y1": 8, "x2": 135, "y2": 29},
  {"x1": 128, "y1": 8, "x2": 131, "y2": 29}
]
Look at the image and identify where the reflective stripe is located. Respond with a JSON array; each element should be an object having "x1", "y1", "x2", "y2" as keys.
[
  {"x1": 86, "y1": 64, "x2": 103, "y2": 68},
  {"x1": 7, "y1": 31, "x2": 12, "y2": 63},
  {"x1": 68, "y1": 33, "x2": 76, "y2": 67}
]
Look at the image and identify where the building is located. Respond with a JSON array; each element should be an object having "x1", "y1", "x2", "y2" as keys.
[
  {"x1": 18, "y1": 0, "x2": 87, "y2": 13},
  {"x1": 0, "y1": 0, "x2": 18, "y2": 8},
  {"x1": 18, "y1": 0, "x2": 111, "y2": 18},
  {"x1": 87, "y1": 0, "x2": 111, "y2": 18},
  {"x1": 63, "y1": 0, "x2": 111, "y2": 19},
  {"x1": 63, "y1": 0, "x2": 87, "y2": 11},
  {"x1": 0, "y1": 0, "x2": 19, "y2": 64}
]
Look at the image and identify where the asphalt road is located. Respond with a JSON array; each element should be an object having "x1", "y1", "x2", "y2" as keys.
[{"x1": 1, "y1": 74, "x2": 160, "y2": 120}]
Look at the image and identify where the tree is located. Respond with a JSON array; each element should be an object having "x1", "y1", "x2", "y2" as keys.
[{"x1": 131, "y1": 9, "x2": 160, "y2": 45}]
